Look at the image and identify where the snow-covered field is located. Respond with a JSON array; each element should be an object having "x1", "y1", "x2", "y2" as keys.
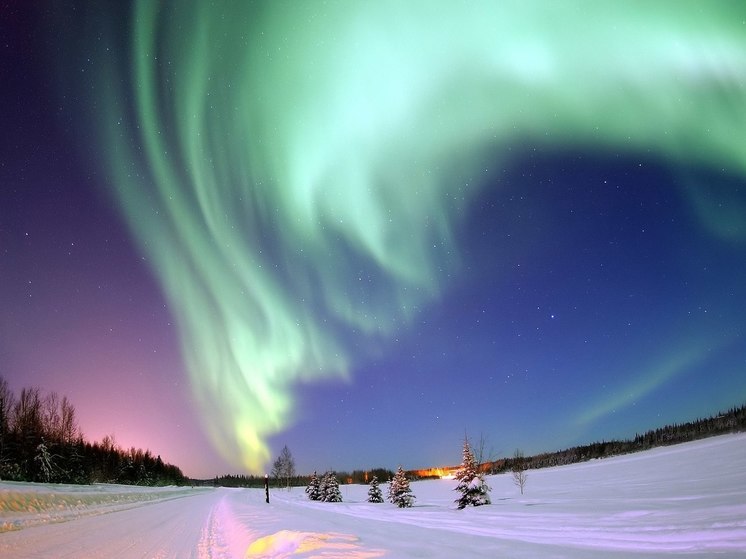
[{"x1": 1, "y1": 434, "x2": 744, "y2": 558}]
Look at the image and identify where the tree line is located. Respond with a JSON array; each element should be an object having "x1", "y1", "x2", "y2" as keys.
[
  {"x1": 212, "y1": 468, "x2": 396, "y2": 488},
  {"x1": 211, "y1": 474, "x2": 268, "y2": 488},
  {"x1": 210, "y1": 403, "x2": 746, "y2": 490},
  {"x1": 0, "y1": 377, "x2": 185, "y2": 485},
  {"x1": 484, "y1": 403, "x2": 746, "y2": 474}
]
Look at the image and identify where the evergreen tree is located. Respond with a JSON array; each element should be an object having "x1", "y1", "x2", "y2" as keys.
[
  {"x1": 305, "y1": 471, "x2": 322, "y2": 501},
  {"x1": 454, "y1": 436, "x2": 491, "y2": 509},
  {"x1": 367, "y1": 475, "x2": 384, "y2": 503},
  {"x1": 322, "y1": 471, "x2": 342, "y2": 502},
  {"x1": 389, "y1": 466, "x2": 415, "y2": 508},
  {"x1": 319, "y1": 470, "x2": 328, "y2": 500}
]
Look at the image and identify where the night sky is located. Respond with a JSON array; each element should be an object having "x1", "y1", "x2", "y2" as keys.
[{"x1": 2, "y1": 1, "x2": 745, "y2": 479}]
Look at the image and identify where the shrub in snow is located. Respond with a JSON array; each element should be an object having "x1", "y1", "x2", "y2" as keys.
[
  {"x1": 305, "y1": 471, "x2": 322, "y2": 501},
  {"x1": 367, "y1": 475, "x2": 384, "y2": 503},
  {"x1": 512, "y1": 449, "x2": 528, "y2": 495},
  {"x1": 454, "y1": 437, "x2": 491, "y2": 509},
  {"x1": 389, "y1": 466, "x2": 415, "y2": 508},
  {"x1": 322, "y1": 471, "x2": 342, "y2": 502}
]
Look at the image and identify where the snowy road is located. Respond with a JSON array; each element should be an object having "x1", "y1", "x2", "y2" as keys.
[
  {"x1": 0, "y1": 489, "x2": 232, "y2": 558},
  {"x1": 0, "y1": 485, "x2": 581, "y2": 559},
  {"x1": 1, "y1": 434, "x2": 746, "y2": 558}
]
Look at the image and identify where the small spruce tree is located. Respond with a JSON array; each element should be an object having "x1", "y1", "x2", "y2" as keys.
[
  {"x1": 454, "y1": 436, "x2": 491, "y2": 509},
  {"x1": 322, "y1": 471, "x2": 342, "y2": 502},
  {"x1": 389, "y1": 466, "x2": 415, "y2": 508},
  {"x1": 305, "y1": 471, "x2": 322, "y2": 501},
  {"x1": 319, "y1": 470, "x2": 328, "y2": 500},
  {"x1": 367, "y1": 475, "x2": 384, "y2": 503}
]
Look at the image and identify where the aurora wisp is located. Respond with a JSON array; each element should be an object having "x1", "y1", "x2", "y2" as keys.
[{"x1": 72, "y1": 1, "x2": 745, "y2": 472}]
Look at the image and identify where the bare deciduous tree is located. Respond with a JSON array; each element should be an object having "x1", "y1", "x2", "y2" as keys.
[
  {"x1": 43, "y1": 391, "x2": 61, "y2": 442},
  {"x1": 59, "y1": 396, "x2": 80, "y2": 445},
  {"x1": 473, "y1": 432, "x2": 498, "y2": 474},
  {"x1": 14, "y1": 387, "x2": 43, "y2": 437},
  {"x1": 512, "y1": 449, "x2": 528, "y2": 495},
  {"x1": 272, "y1": 445, "x2": 296, "y2": 489}
]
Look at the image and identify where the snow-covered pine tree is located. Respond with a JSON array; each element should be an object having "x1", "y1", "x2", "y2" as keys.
[
  {"x1": 322, "y1": 471, "x2": 342, "y2": 502},
  {"x1": 390, "y1": 466, "x2": 415, "y2": 508},
  {"x1": 305, "y1": 471, "x2": 321, "y2": 501},
  {"x1": 34, "y1": 439, "x2": 56, "y2": 483},
  {"x1": 367, "y1": 475, "x2": 384, "y2": 503},
  {"x1": 454, "y1": 436, "x2": 491, "y2": 509},
  {"x1": 319, "y1": 470, "x2": 329, "y2": 500}
]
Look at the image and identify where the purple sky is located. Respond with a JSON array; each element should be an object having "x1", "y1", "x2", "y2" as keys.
[{"x1": 2, "y1": 3, "x2": 744, "y2": 478}]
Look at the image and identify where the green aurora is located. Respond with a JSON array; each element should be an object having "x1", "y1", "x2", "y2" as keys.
[{"x1": 61, "y1": 1, "x2": 745, "y2": 472}]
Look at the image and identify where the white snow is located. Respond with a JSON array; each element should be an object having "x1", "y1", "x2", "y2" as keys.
[{"x1": 1, "y1": 434, "x2": 745, "y2": 558}]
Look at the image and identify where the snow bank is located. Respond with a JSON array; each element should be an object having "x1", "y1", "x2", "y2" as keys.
[{"x1": 0, "y1": 482, "x2": 207, "y2": 532}]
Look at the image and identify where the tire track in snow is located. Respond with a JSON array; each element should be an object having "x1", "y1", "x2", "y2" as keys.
[{"x1": 198, "y1": 490, "x2": 258, "y2": 559}]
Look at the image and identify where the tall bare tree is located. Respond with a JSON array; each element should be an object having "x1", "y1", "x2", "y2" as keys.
[
  {"x1": 14, "y1": 387, "x2": 42, "y2": 436},
  {"x1": 271, "y1": 445, "x2": 296, "y2": 489},
  {"x1": 59, "y1": 396, "x2": 80, "y2": 445},
  {"x1": 473, "y1": 432, "x2": 498, "y2": 474},
  {"x1": 43, "y1": 391, "x2": 61, "y2": 442},
  {"x1": 13, "y1": 387, "x2": 43, "y2": 478}
]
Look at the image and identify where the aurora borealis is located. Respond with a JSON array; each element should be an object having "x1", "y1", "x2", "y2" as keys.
[{"x1": 2, "y1": 1, "x2": 745, "y2": 477}]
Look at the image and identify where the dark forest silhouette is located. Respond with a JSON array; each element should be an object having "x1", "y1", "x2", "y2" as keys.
[
  {"x1": 477, "y1": 403, "x2": 746, "y2": 476},
  {"x1": 0, "y1": 377, "x2": 184, "y2": 485}
]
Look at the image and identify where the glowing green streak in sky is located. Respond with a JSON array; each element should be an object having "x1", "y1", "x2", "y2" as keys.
[
  {"x1": 575, "y1": 341, "x2": 718, "y2": 427},
  {"x1": 86, "y1": 1, "x2": 745, "y2": 471}
]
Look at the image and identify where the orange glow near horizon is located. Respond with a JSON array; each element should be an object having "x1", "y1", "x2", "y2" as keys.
[{"x1": 411, "y1": 467, "x2": 458, "y2": 479}]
